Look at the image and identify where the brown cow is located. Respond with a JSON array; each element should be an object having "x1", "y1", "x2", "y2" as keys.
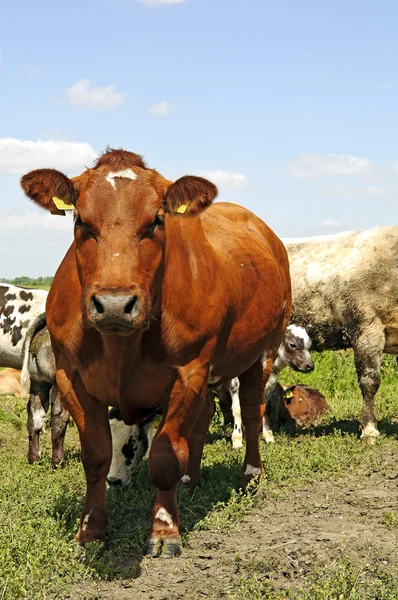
[
  {"x1": 20, "y1": 149, "x2": 291, "y2": 558},
  {"x1": 0, "y1": 368, "x2": 22, "y2": 396},
  {"x1": 269, "y1": 383, "x2": 331, "y2": 430}
]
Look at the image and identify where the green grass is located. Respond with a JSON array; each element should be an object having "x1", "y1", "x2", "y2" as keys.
[{"x1": 0, "y1": 350, "x2": 397, "y2": 599}]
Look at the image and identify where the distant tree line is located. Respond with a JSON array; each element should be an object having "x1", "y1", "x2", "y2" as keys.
[{"x1": 0, "y1": 276, "x2": 54, "y2": 286}]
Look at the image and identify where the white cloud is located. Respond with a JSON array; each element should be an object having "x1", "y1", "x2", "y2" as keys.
[
  {"x1": 0, "y1": 210, "x2": 72, "y2": 234},
  {"x1": 0, "y1": 138, "x2": 97, "y2": 175},
  {"x1": 65, "y1": 79, "x2": 127, "y2": 111},
  {"x1": 149, "y1": 101, "x2": 177, "y2": 116},
  {"x1": 199, "y1": 170, "x2": 248, "y2": 189},
  {"x1": 329, "y1": 183, "x2": 392, "y2": 197},
  {"x1": 138, "y1": 0, "x2": 184, "y2": 5},
  {"x1": 321, "y1": 218, "x2": 341, "y2": 228},
  {"x1": 285, "y1": 153, "x2": 372, "y2": 179},
  {"x1": 24, "y1": 65, "x2": 42, "y2": 77}
]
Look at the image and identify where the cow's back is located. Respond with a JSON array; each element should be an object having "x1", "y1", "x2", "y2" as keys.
[
  {"x1": 0, "y1": 285, "x2": 48, "y2": 369},
  {"x1": 284, "y1": 227, "x2": 398, "y2": 350}
]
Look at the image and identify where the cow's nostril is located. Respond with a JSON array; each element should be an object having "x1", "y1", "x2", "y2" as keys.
[
  {"x1": 107, "y1": 477, "x2": 122, "y2": 486},
  {"x1": 92, "y1": 296, "x2": 104, "y2": 314},
  {"x1": 124, "y1": 297, "x2": 137, "y2": 314}
]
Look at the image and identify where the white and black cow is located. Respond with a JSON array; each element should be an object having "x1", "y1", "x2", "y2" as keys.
[
  {"x1": 0, "y1": 284, "x2": 47, "y2": 368},
  {"x1": 107, "y1": 408, "x2": 158, "y2": 487},
  {"x1": 0, "y1": 284, "x2": 70, "y2": 465},
  {"x1": 283, "y1": 226, "x2": 398, "y2": 442},
  {"x1": 216, "y1": 325, "x2": 314, "y2": 447}
]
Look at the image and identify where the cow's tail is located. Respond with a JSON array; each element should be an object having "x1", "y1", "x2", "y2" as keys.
[{"x1": 20, "y1": 313, "x2": 47, "y2": 397}]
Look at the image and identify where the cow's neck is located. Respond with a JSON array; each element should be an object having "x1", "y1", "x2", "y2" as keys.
[{"x1": 163, "y1": 213, "x2": 217, "y2": 297}]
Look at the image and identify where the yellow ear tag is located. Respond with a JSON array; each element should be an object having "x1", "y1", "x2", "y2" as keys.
[
  {"x1": 175, "y1": 204, "x2": 187, "y2": 214},
  {"x1": 284, "y1": 390, "x2": 294, "y2": 399},
  {"x1": 52, "y1": 196, "x2": 74, "y2": 211}
]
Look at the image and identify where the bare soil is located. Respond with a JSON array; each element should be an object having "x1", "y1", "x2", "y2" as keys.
[{"x1": 68, "y1": 454, "x2": 398, "y2": 600}]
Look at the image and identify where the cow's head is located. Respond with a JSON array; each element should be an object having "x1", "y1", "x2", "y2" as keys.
[
  {"x1": 279, "y1": 325, "x2": 314, "y2": 373},
  {"x1": 20, "y1": 149, "x2": 218, "y2": 335}
]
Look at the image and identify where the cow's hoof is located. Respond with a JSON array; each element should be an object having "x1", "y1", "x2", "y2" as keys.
[
  {"x1": 232, "y1": 434, "x2": 243, "y2": 449},
  {"x1": 28, "y1": 453, "x2": 41, "y2": 464},
  {"x1": 363, "y1": 435, "x2": 378, "y2": 446},
  {"x1": 144, "y1": 538, "x2": 162, "y2": 557},
  {"x1": 262, "y1": 432, "x2": 275, "y2": 444},
  {"x1": 163, "y1": 538, "x2": 182, "y2": 559},
  {"x1": 144, "y1": 536, "x2": 182, "y2": 558},
  {"x1": 360, "y1": 424, "x2": 380, "y2": 444}
]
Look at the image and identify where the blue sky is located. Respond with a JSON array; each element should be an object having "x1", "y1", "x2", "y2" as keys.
[{"x1": 0, "y1": 0, "x2": 397, "y2": 277}]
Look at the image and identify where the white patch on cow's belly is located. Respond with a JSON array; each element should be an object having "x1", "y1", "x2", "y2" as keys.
[
  {"x1": 106, "y1": 169, "x2": 137, "y2": 189},
  {"x1": 155, "y1": 507, "x2": 174, "y2": 528},
  {"x1": 244, "y1": 464, "x2": 262, "y2": 476}
]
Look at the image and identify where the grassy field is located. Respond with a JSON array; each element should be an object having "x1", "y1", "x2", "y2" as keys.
[{"x1": 0, "y1": 351, "x2": 397, "y2": 600}]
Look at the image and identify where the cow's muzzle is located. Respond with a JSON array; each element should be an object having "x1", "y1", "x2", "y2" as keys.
[{"x1": 89, "y1": 293, "x2": 142, "y2": 333}]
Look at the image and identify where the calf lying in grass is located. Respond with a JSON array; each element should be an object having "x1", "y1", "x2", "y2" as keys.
[
  {"x1": 268, "y1": 383, "x2": 331, "y2": 430},
  {"x1": 0, "y1": 368, "x2": 23, "y2": 396}
]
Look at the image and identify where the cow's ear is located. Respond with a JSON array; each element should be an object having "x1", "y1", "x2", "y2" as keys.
[
  {"x1": 164, "y1": 175, "x2": 218, "y2": 217},
  {"x1": 20, "y1": 168, "x2": 78, "y2": 216}
]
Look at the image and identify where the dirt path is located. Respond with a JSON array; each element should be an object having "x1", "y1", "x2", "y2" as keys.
[{"x1": 70, "y1": 458, "x2": 398, "y2": 600}]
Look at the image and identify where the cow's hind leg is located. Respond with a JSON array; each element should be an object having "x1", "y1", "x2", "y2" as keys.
[
  {"x1": 27, "y1": 384, "x2": 50, "y2": 463},
  {"x1": 239, "y1": 359, "x2": 265, "y2": 488},
  {"x1": 353, "y1": 325, "x2": 384, "y2": 444},
  {"x1": 183, "y1": 389, "x2": 215, "y2": 487},
  {"x1": 50, "y1": 386, "x2": 70, "y2": 467}
]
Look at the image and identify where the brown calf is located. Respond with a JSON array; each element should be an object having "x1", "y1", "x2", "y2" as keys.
[
  {"x1": 0, "y1": 368, "x2": 22, "y2": 396},
  {"x1": 21, "y1": 149, "x2": 291, "y2": 558},
  {"x1": 269, "y1": 383, "x2": 331, "y2": 429}
]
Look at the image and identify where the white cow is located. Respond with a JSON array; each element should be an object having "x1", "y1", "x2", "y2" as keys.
[{"x1": 282, "y1": 226, "x2": 398, "y2": 442}]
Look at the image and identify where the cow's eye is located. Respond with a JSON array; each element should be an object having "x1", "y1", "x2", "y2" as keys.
[
  {"x1": 289, "y1": 342, "x2": 297, "y2": 349},
  {"x1": 75, "y1": 215, "x2": 95, "y2": 237},
  {"x1": 145, "y1": 215, "x2": 163, "y2": 237}
]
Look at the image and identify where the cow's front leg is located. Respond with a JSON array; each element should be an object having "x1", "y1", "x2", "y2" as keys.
[
  {"x1": 145, "y1": 364, "x2": 210, "y2": 558},
  {"x1": 353, "y1": 326, "x2": 384, "y2": 444},
  {"x1": 27, "y1": 384, "x2": 50, "y2": 463},
  {"x1": 50, "y1": 386, "x2": 70, "y2": 467},
  {"x1": 56, "y1": 369, "x2": 111, "y2": 543}
]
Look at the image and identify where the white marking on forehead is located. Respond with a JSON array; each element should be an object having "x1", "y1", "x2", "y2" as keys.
[
  {"x1": 155, "y1": 507, "x2": 174, "y2": 528},
  {"x1": 244, "y1": 464, "x2": 262, "y2": 476},
  {"x1": 287, "y1": 324, "x2": 311, "y2": 348},
  {"x1": 106, "y1": 169, "x2": 137, "y2": 189},
  {"x1": 181, "y1": 475, "x2": 191, "y2": 484}
]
